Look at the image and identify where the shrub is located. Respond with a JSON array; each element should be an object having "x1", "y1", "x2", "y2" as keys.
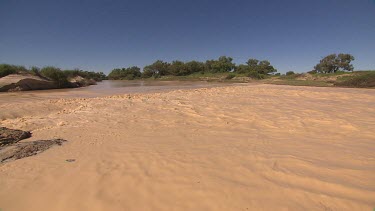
[
  {"x1": 307, "y1": 70, "x2": 317, "y2": 74},
  {"x1": 0, "y1": 64, "x2": 17, "y2": 77},
  {"x1": 286, "y1": 71, "x2": 295, "y2": 76},
  {"x1": 225, "y1": 73, "x2": 236, "y2": 80},
  {"x1": 248, "y1": 71, "x2": 266, "y2": 79},
  {"x1": 335, "y1": 71, "x2": 375, "y2": 88},
  {"x1": 108, "y1": 66, "x2": 141, "y2": 80},
  {"x1": 40, "y1": 66, "x2": 69, "y2": 87}
]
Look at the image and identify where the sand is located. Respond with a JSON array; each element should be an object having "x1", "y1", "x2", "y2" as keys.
[{"x1": 0, "y1": 84, "x2": 374, "y2": 210}]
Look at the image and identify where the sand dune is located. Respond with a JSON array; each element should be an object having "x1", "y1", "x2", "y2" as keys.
[{"x1": 0, "y1": 84, "x2": 374, "y2": 210}]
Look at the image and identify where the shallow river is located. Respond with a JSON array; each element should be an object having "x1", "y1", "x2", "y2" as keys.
[{"x1": 0, "y1": 80, "x2": 231, "y2": 104}]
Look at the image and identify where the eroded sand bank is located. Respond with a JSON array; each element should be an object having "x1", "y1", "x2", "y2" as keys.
[{"x1": 0, "y1": 84, "x2": 374, "y2": 210}]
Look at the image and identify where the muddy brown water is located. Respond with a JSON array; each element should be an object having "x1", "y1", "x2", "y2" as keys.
[{"x1": 0, "y1": 80, "x2": 234, "y2": 104}]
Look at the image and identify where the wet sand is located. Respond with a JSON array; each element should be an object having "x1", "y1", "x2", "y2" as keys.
[{"x1": 0, "y1": 84, "x2": 374, "y2": 210}]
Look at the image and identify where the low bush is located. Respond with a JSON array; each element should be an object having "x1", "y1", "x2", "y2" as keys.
[
  {"x1": 286, "y1": 71, "x2": 295, "y2": 76},
  {"x1": 335, "y1": 71, "x2": 375, "y2": 88},
  {"x1": 247, "y1": 71, "x2": 266, "y2": 79},
  {"x1": 40, "y1": 66, "x2": 70, "y2": 87},
  {"x1": 225, "y1": 73, "x2": 236, "y2": 80},
  {"x1": 0, "y1": 64, "x2": 27, "y2": 77}
]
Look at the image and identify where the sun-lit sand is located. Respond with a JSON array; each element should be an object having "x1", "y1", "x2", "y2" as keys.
[{"x1": 0, "y1": 84, "x2": 374, "y2": 210}]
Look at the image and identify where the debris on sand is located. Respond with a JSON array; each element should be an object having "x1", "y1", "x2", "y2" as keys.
[
  {"x1": 0, "y1": 127, "x2": 32, "y2": 146},
  {"x1": 0, "y1": 127, "x2": 67, "y2": 163},
  {"x1": 0, "y1": 139, "x2": 67, "y2": 163}
]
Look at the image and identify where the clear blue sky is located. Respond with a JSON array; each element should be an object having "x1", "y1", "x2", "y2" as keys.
[{"x1": 1, "y1": 0, "x2": 374, "y2": 74}]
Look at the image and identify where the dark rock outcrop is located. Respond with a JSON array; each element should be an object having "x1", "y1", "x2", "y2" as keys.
[
  {"x1": 0, "y1": 139, "x2": 67, "y2": 163},
  {"x1": 0, "y1": 127, "x2": 32, "y2": 146},
  {"x1": 0, "y1": 127, "x2": 67, "y2": 163}
]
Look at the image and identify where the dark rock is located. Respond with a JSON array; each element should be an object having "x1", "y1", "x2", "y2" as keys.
[
  {"x1": 0, "y1": 127, "x2": 31, "y2": 146},
  {"x1": 0, "y1": 139, "x2": 67, "y2": 163}
]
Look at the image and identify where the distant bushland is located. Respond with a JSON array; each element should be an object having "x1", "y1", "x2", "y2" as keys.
[
  {"x1": 108, "y1": 66, "x2": 142, "y2": 80},
  {"x1": 109, "y1": 56, "x2": 278, "y2": 80}
]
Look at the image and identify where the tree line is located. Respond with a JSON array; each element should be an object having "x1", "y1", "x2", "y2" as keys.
[
  {"x1": 108, "y1": 53, "x2": 355, "y2": 80},
  {"x1": 108, "y1": 56, "x2": 277, "y2": 80},
  {"x1": 1, "y1": 53, "x2": 356, "y2": 82}
]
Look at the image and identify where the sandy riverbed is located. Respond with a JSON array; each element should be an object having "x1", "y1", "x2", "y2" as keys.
[{"x1": 0, "y1": 84, "x2": 374, "y2": 210}]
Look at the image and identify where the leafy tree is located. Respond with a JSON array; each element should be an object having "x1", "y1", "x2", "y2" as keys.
[
  {"x1": 257, "y1": 60, "x2": 276, "y2": 74},
  {"x1": 286, "y1": 71, "x2": 295, "y2": 76},
  {"x1": 168, "y1": 60, "x2": 188, "y2": 76},
  {"x1": 235, "y1": 64, "x2": 250, "y2": 74},
  {"x1": 205, "y1": 56, "x2": 235, "y2": 73},
  {"x1": 234, "y1": 58, "x2": 277, "y2": 75},
  {"x1": 314, "y1": 53, "x2": 354, "y2": 73},
  {"x1": 108, "y1": 66, "x2": 141, "y2": 80},
  {"x1": 246, "y1": 59, "x2": 259, "y2": 68},
  {"x1": 185, "y1": 60, "x2": 205, "y2": 74},
  {"x1": 142, "y1": 60, "x2": 170, "y2": 78}
]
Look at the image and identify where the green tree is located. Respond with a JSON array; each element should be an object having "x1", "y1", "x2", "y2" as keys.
[
  {"x1": 108, "y1": 66, "x2": 141, "y2": 80},
  {"x1": 235, "y1": 64, "x2": 250, "y2": 74},
  {"x1": 168, "y1": 60, "x2": 188, "y2": 76},
  {"x1": 286, "y1": 71, "x2": 295, "y2": 76},
  {"x1": 246, "y1": 59, "x2": 259, "y2": 69},
  {"x1": 314, "y1": 53, "x2": 354, "y2": 73},
  {"x1": 205, "y1": 56, "x2": 235, "y2": 73},
  {"x1": 257, "y1": 60, "x2": 277, "y2": 74},
  {"x1": 142, "y1": 60, "x2": 170, "y2": 78},
  {"x1": 234, "y1": 58, "x2": 277, "y2": 75},
  {"x1": 185, "y1": 61, "x2": 205, "y2": 74}
]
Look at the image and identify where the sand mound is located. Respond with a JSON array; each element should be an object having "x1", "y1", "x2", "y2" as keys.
[
  {"x1": 69, "y1": 76, "x2": 97, "y2": 87},
  {"x1": 0, "y1": 74, "x2": 57, "y2": 91}
]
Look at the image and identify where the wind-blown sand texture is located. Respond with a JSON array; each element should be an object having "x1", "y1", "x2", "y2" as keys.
[{"x1": 0, "y1": 84, "x2": 374, "y2": 211}]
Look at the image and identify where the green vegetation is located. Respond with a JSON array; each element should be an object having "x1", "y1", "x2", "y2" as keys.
[
  {"x1": 264, "y1": 53, "x2": 374, "y2": 88},
  {"x1": 286, "y1": 71, "x2": 295, "y2": 76},
  {"x1": 40, "y1": 66, "x2": 70, "y2": 88},
  {"x1": 225, "y1": 73, "x2": 236, "y2": 80},
  {"x1": 63, "y1": 69, "x2": 106, "y2": 81},
  {"x1": 108, "y1": 66, "x2": 142, "y2": 80},
  {"x1": 267, "y1": 70, "x2": 375, "y2": 88},
  {"x1": 267, "y1": 79, "x2": 332, "y2": 87},
  {"x1": 0, "y1": 64, "x2": 27, "y2": 77},
  {"x1": 0, "y1": 63, "x2": 106, "y2": 88},
  {"x1": 314, "y1": 53, "x2": 354, "y2": 73},
  {"x1": 2, "y1": 53, "x2": 373, "y2": 89},
  {"x1": 109, "y1": 56, "x2": 277, "y2": 80},
  {"x1": 334, "y1": 71, "x2": 375, "y2": 88}
]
